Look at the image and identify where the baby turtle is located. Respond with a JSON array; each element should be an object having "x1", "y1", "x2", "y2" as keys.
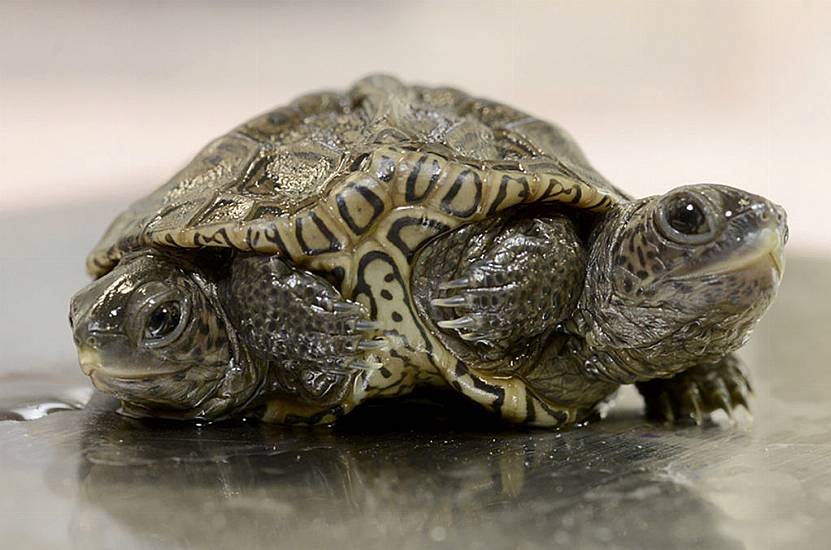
[{"x1": 70, "y1": 75, "x2": 787, "y2": 427}]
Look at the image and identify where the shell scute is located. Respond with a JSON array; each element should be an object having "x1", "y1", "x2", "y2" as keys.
[
  {"x1": 330, "y1": 173, "x2": 391, "y2": 238},
  {"x1": 484, "y1": 171, "x2": 531, "y2": 214},
  {"x1": 84, "y1": 75, "x2": 631, "y2": 427},
  {"x1": 87, "y1": 76, "x2": 624, "y2": 277},
  {"x1": 293, "y1": 208, "x2": 345, "y2": 257},
  {"x1": 435, "y1": 164, "x2": 484, "y2": 219}
]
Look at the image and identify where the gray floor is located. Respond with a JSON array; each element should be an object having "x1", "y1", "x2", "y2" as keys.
[{"x1": 1, "y1": 205, "x2": 829, "y2": 550}]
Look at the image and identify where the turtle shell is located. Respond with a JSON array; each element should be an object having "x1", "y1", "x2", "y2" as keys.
[
  {"x1": 88, "y1": 74, "x2": 625, "y2": 277},
  {"x1": 87, "y1": 75, "x2": 628, "y2": 427}
]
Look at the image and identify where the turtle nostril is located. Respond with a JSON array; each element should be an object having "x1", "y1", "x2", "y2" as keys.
[{"x1": 775, "y1": 206, "x2": 787, "y2": 226}]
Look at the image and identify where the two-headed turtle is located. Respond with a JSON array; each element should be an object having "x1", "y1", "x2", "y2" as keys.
[{"x1": 70, "y1": 75, "x2": 787, "y2": 427}]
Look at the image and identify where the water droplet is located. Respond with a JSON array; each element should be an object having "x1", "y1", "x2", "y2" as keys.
[{"x1": 0, "y1": 373, "x2": 92, "y2": 422}]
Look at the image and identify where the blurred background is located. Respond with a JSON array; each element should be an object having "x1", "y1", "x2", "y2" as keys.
[
  {"x1": 2, "y1": 4, "x2": 831, "y2": 549},
  {"x1": 1, "y1": 0, "x2": 829, "y2": 253}
]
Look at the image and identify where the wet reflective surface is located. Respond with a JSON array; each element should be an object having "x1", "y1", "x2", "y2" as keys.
[{"x1": 1, "y1": 204, "x2": 830, "y2": 549}]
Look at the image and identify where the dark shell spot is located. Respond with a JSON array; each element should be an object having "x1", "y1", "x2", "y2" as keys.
[
  {"x1": 380, "y1": 289, "x2": 393, "y2": 300},
  {"x1": 384, "y1": 273, "x2": 395, "y2": 283},
  {"x1": 392, "y1": 312, "x2": 403, "y2": 322},
  {"x1": 623, "y1": 279, "x2": 634, "y2": 293},
  {"x1": 636, "y1": 270, "x2": 649, "y2": 280}
]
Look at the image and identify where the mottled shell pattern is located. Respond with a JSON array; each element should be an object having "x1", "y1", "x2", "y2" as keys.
[{"x1": 88, "y1": 74, "x2": 626, "y2": 426}]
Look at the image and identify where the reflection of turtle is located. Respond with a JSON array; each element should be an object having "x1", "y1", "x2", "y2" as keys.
[
  {"x1": 69, "y1": 75, "x2": 787, "y2": 427},
  {"x1": 73, "y1": 395, "x2": 743, "y2": 549}
]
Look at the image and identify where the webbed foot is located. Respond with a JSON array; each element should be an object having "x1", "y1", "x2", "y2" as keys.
[{"x1": 637, "y1": 355, "x2": 752, "y2": 425}]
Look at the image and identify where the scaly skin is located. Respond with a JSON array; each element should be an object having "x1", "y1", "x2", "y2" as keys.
[
  {"x1": 412, "y1": 184, "x2": 786, "y2": 421},
  {"x1": 412, "y1": 209, "x2": 586, "y2": 365},
  {"x1": 67, "y1": 77, "x2": 788, "y2": 427},
  {"x1": 69, "y1": 182, "x2": 787, "y2": 426},
  {"x1": 637, "y1": 355, "x2": 752, "y2": 425}
]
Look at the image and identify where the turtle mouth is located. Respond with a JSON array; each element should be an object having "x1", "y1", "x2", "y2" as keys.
[
  {"x1": 77, "y1": 346, "x2": 191, "y2": 381},
  {"x1": 716, "y1": 228, "x2": 785, "y2": 281},
  {"x1": 78, "y1": 346, "x2": 102, "y2": 376},
  {"x1": 679, "y1": 227, "x2": 785, "y2": 281},
  {"x1": 767, "y1": 250, "x2": 784, "y2": 280}
]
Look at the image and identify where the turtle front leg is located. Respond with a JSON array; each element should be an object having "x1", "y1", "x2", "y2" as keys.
[
  {"x1": 413, "y1": 212, "x2": 585, "y2": 362},
  {"x1": 225, "y1": 255, "x2": 387, "y2": 420},
  {"x1": 636, "y1": 355, "x2": 752, "y2": 425}
]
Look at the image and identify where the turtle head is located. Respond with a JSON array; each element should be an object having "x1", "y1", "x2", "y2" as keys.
[
  {"x1": 69, "y1": 251, "x2": 258, "y2": 420},
  {"x1": 578, "y1": 184, "x2": 787, "y2": 382}
]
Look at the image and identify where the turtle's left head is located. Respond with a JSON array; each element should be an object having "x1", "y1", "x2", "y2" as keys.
[
  {"x1": 579, "y1": 184, "x2": 787, "y2": 380},
  {"x1": 69, "y1": 251, "x2": 257, "y2": 420}
]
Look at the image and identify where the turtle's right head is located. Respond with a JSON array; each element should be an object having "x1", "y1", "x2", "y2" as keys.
[
  {"x1": 69, "y1": 251, "x2": 258, "y2": 420},
  {"x1": 576, "y1": 184, "x2": 787, "y2": 383}
]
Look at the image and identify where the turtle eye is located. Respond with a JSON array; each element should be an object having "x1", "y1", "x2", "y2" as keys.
[
  {"x1": 667, "y1": 198, "x2": 708, "y2": 235},
  {"x1": 142, "y1": 298, "x2": 188, "y2": 347},
  {"x1": 656, "y1": 192, "x2": 718, "y2": 244},
  {"x1": 145, "y1": 301, "x2": 181, "y2": 339}
]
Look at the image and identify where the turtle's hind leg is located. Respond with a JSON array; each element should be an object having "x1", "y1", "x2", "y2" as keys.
[{"x1": 412, "y1": 212, "x2": 586, "y2": 363}]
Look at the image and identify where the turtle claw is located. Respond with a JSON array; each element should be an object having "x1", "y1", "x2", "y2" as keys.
[
  {"x1": 686, "y1": 390, "x2": 705, "y2": 426},
  {"x1": 354, "y1": 319, "x2": 382, "y2": 332},
  {"x1": 333, "y1": 301, "x2": 364, "y2": 314},
  {"x1": 639, "y1": 356, "x2": 753, "y2": 425},
  {"x1": 357, "y1": 338, "x2": 390, "y2": 351},
  {"x1": 731, "y1": 386, "x2": 751, "y2": 412},
  {"x1": 438, "y1": 277, "x2": 471, "y2": 291},
  {"x1": 459, "y1": 332, "x2": 493, "y2": 343},
  {"x1": 346, "y1": 360, "x2": 375, "y2": 372},
  {"x1": 709, "y1": 378, "x2": 733, "y2": 417},
  {"x1": 658, "y1": 392, "x2": 675, "y2": 424},
  {"x1": 431, "y1": 295, "x2": 468, "y2": 308},
  {"x1": 437, "y1": 316, "x2": 478, "y2": 330},
  {"x1": 712, "y1": 390, "x2": 733, "y2": 417}
]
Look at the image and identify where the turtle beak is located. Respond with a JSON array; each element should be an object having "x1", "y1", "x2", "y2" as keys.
[
  {"x1": 69, "y1": 289, "x2": 96, "y2": 350},
  {"x1": 69, "y1": 273, "x2": 130, "y2": 380},
  {"x1": 77, "y1": 346, "x2": 102, "y2": 376},
  {"x1": 764, "y1": 202, "x2": 788, "y2": 281},
  {"x1": 69, "y1": 294, "x2": 105, "y2": 378}
]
